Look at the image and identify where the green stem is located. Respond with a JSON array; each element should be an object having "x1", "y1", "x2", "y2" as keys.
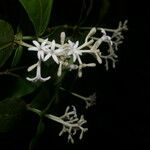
[
  {"x1": 15, "y1": 40, "x2": 33, "y2": 48},
  {"x1": 59, "y1": 87, "x2": 87, "y2": 101},
  {"x1": 28, "y1": 71, "x2": 66, "y2": 150},
  {"x1": 22, "y1": 36, "x2": 35, "y2": 40},
  {"x1": 0, "y1": 66, "x2": 26, "y2": 78},
  {"x1": 80, "y1": 27, "x2": 117, "y2": 32},
  {"x1": 27, "y1": 106, "x2": 78, "y2": 128}
]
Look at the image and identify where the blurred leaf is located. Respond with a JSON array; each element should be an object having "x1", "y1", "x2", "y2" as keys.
[
  {"x1": 19, "y1": 0, "x2": 54, "y2": 36},
  {"x1": 0, "y1": 20, "x2": 14, "y2": 67},
  {"x1": 11, "y1": 78, "x2": 38, "y2": 98},
  {"x1": 98, "y1": 0, "x2": 110, "y2": 22},
  {"x1": 78, "y1": 0, "x2": 94, "y2": 25},
  {"x1": 0, "y1": 98, "x2": 26, "y2": 132},
  {"x1": 30, "y1": 86, "x2": 50, "y2": 110},
  {"x1": 11, "y1": 46, "x2": 23, "y2": 67},
  {"x1": 29, "y1": 119, "x2": 45, "y2": 150}
]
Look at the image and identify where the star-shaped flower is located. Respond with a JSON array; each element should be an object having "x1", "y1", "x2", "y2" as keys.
[
  {"x1": 28, "y1": 38, "x2": 50, "y2": 61},
  {"x1": 67, "y1": 40, "x2": 82, "y2": 63},
  {"x1": 43, "y1": 40, "x2": 63, "y2": 64}
]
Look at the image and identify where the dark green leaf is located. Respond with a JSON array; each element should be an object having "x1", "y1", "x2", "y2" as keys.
[
  {"x1": 0, "y1": 20, "x2": 14, "y2": 67},
  {"x1": 11, "y1": 78, "x2": 38, "y2": 98},
  {"x1": 0, "y1": 98, "x2": 26, "y2": 132},
  {"x1": 11, "y1": 46, "x2": 23, "y2": 67},
  {"x1": 19, "y1": 0, "x2": 54, "y2": 36},
  {"x1": 29, "y1": 120, "x2": 45, "y2": 150},
  {"x1": 98, "y1": 0, "x2": 110, "y2": 22},
  {"x1": 30, "y1": 87, "x2": 50, "y2": 110}
]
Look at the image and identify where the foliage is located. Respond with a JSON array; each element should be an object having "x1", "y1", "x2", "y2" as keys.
[{"x1": 0, "y1": 0, "x2": 127, "y2": 149}]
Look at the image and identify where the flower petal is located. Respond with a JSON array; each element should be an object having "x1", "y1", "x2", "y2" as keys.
[
  {"x1": 41, "y1": 38, "x2": 48, "y2": 47},
  {"x1": 26, "y1": 77, "x2": 37, "y2": 82},
  {"x1": 27, "y1": 62, "x2": 38, "y2": 72},
  {"x1": 44, "y1": 53, "x2": 52, "y2": 61},
  {"x1": 38, "y1": 51, "x2": 44, "y2": 60},
  {"x1": 74, "y1": 41, "x2": 79, "y2": 48},
  {"x1": 33, "y1": 40, "x2": 40, "y2": 48},
  {"x1": 28, "y1": 47, "x2": 38, "y2": 51},
  {"x1": 52, "y1": 54, "x2": 59, "y2": 64},
  {"x1": 73, "y1": 54, "x2": 77, "y2": 62},
  {"x1": 51, "y1": 40, "x2": 55, "y2": 51},
  {"x1": 40, "y1": 76, "x2": 51, "y2": 82}
]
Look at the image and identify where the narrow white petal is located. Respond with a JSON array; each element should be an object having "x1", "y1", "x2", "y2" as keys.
[
  {"x1": 33, "y1": 40, "x2": 40, "y2": 48},
  {"x1": 27, "y1": 62, "x2": 38, "y2": 72},
  {"x1": 52, "y1": 54, "x2": 59, "y2": 64},
  {"x1": 57, "y1": 63, "x2": 62, "y2": 77},
  {"x1": 38, "y1": 51, "x2": 44, "y2": 60},
  {"x1": 41, "y1": 38, "x2": 48, "y2": 47},
  {"x1": 74, "y1": 41, "x2": 79, "y2": 48},
  {"x1": 68, "y1": 40, "x2": 73, "y2": 47},
  {"x1": 40, "y1": 76, "x2": 51, "y2": 82},
  {"x1": 73, "y1": 54, "x2": 77, "y2": 62},
  {"x1": 26, "y1": 77, "x2": 37, "y2": 82},
  {"x1": 44, "y1": 53, "x2": 52, "y2": 61},
  {"x1": 51, "y1": 40, "x2": 55, "y2": 50},
  {"x1": 55, "y1": 48, "x2": 64, "y2": 54},
  {"x1": 28, "y1": 47, "x2": 38, "y2": 51}
]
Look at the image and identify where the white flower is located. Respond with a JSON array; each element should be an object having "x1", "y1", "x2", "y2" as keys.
[
  {"x1": 26, "y1": 61, "x2": 51, "y2": 82},
  {"x1": 43, "y1": 40, "x2": 62, "y2": 64},
  {"x1": 67, "y1": 40, "x2": 82, "y2": 63},
  {"x1": 28, "y1": 38, "x2": 50, "y2": 61}
]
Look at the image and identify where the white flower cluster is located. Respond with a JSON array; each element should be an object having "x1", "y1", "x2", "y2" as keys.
[
  {"x1": 58, "y1": 106, "x2": 88, "y2": 143},
  {"x1": 26, "y1": 21, "x2": 128, "y2": 82},
  {"x1": 26, "y1": 27, "x2": 116, "y2": 82},
  {"x1": 27, "y1": 105, "x2": 88, "y2": 144}
]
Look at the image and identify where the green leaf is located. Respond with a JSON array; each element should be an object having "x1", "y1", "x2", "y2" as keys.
[
  {"x1": 98, "y1": 0, "x2": 110, "y2": 22},
  {"x1": 11, "y1": 78, "x2": 38, "y2": 98},
  {"x1": 0, "y1": 20, "x2": 14, "y2": 67},
  {"x1": 0, "y1": 98, "x2": 26, "y2": 132},
  {"x1": 30, "y1": 87, "x2": 50, "y2": 110},
  {"x1": 11, "y1": 46, "x2": 23, "y2": 67},
  {"x1": 29, "y1": 120, "x2": 45, "y2": 150},
  {"x1": 19, "y1": 0, "x2": 54, "y2": 36}
]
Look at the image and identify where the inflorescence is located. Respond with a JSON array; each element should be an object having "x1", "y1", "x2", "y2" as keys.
[
  {"x1": 25, "y1": 20, "x2": 128, "y2": 82},
  {"x1": 23, "y1": 20, "x2": 127, "y2": 143}
]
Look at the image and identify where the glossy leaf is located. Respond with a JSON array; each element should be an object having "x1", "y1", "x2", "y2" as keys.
[
  {"x1": 11, "y1": 45, "x2": 23, "y2": 67},
  {"x1": 11, "y1": 78, "x2": 38, "y2": 98},
  {"x1": 19, "y1": 0, "x2": 53, "y2": 36},
  {"x1": 0, "y1": 20, "x2": 14, "y2": 67}
]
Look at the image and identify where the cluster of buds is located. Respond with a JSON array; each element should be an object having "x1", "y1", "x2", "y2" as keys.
[
  {"x1": 27, "y1": 105, "x2": 88, "y2": 143},
  {"x1": 58, "y1": 106, "x2": 88, "y2": 143},
  {"x1": 26, "y1": 21, "x2": 127, "y2": 82}
]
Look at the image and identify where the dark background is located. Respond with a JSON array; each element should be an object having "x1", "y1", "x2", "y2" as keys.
[{"x1": 0, "y1": 0, "x2": 149, "y2": 150}]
